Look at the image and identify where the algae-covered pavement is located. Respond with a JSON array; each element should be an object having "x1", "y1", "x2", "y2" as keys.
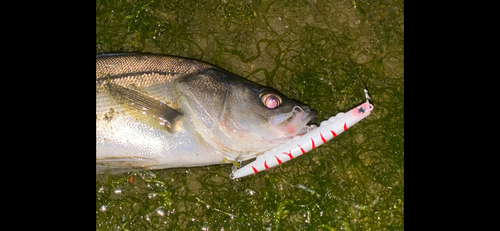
[{"x1": 96, "y1": 0, "x2": 404, "y2": 230}]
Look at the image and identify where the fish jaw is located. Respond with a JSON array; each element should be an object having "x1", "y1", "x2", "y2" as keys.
[
  {"x1": 203, "y1": 106, "x2": 316, "y2": 162},
  {"x1": 271, "y1": 106, "x2": 316, "y2": 137}
]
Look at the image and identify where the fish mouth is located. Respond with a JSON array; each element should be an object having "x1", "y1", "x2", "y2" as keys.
[
  {"x1": 296, "y1": 108, "x2": 317, "y2": 135},
  {"x1": 271, "y1": 105, "x2": 316, "y2": 136},
  {"x1": 297, "y1": 122, "x2": 318, "y2": 135}
]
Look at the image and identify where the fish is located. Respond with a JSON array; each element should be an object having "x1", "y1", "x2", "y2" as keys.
[{"x1": 96, "y1": 53, "x2": 316, "y2": 174}]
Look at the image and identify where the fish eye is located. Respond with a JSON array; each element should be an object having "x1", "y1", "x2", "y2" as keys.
[{"x1": 260, "y1": 93, "x2": 282, "y2": 109}]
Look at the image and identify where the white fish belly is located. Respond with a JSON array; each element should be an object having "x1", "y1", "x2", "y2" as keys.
[{"x1": 96, "y1": 92, "x2": 227, "y2": 172}]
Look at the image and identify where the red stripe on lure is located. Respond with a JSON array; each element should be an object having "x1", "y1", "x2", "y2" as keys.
[
  {"x1": 298, "y1": 144, "x2": 306, "y2": 154},
  {"x1": 275, "y1": 155, "x2": 282, "y2": 164},
  {"x1": 320, "y1": 133, "x2": 326, "y2": 143}
]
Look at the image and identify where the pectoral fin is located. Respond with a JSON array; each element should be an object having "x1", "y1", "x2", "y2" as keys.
[{"x1": 106, "y1": 83, "x2": 182, "y2": 133}]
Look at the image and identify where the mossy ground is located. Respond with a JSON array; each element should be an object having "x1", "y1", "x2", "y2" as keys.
[{"x1": 96, "y1": 0, "x2": 404, "y2": 230}]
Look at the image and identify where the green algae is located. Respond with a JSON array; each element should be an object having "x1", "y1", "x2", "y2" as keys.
[{"x1": 96, "y1": 0, "x2": 404, "y2": 230}]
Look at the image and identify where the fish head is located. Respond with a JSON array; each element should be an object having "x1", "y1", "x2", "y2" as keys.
[{"x1": 178, "y1": 68, "x2": 316, "y2": 160}]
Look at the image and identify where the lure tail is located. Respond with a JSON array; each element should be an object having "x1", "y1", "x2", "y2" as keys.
[{"x1": 231, "y1": 101, "x2": 373, "y2": 179}]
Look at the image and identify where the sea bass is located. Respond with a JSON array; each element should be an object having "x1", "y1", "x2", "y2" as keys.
[{"x1": 96, "y1": 53, "x2": 315, "y2": 174}]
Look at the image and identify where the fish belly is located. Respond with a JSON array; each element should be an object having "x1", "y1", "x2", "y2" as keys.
[{"x1": 96, "y1": 91, "x2": 227, "y2": 173}]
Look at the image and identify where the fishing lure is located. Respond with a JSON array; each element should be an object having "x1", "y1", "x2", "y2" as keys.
[{"x1": 231, "y1": 95, "x2": 373, "y2": 179}]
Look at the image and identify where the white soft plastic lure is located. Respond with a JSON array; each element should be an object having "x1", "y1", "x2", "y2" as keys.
[{"x1": 231, "y1": 100, "x2": 373, "y2": 179}]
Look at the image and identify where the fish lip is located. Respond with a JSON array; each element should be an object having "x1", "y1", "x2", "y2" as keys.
[
  {"x1": 296, "y1": 109, "x2": 316, "y2": 136},
  {"x1": 303, "y1": 107, "x2": 316, "y2": 121},
  {"x1": 279, "y1": 105, "x2": 316, "y2": 136},
  {"x1": 299, "y1": 105, "x2": 316, "y2": 126}
]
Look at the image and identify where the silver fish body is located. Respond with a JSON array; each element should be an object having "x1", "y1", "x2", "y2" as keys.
[{"x1": 96, "y1": 53, "x2": 315, "y2": 174}]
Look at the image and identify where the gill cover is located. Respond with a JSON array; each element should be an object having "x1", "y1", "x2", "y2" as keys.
[{"x1": 177, "y1": 69, "x2": 229, "y2": 130}]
